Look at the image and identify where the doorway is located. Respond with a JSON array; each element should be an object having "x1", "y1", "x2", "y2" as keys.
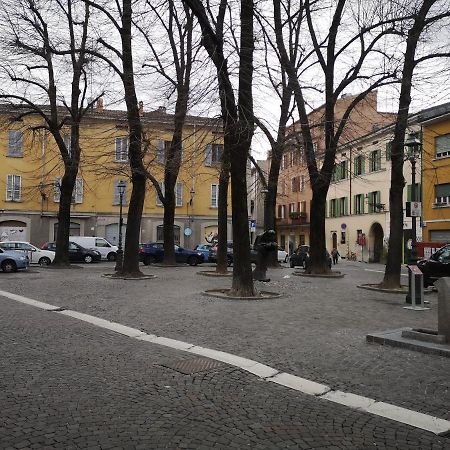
[{"x1": 369, "y1": 222, "x2": 384, "y2": 263}]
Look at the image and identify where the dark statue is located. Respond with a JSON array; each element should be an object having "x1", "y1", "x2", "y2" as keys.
[{"x1": 252, "y1": 229, "x2": 278, "y2": 282}]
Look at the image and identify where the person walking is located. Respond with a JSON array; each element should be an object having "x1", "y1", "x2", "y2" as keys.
[{"x1": 331, "y1": 248, "x2": 340, "y2": 265}]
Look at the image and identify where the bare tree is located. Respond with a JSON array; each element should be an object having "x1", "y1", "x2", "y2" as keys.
[
  {"x1": 0, "y1": 0, "x2": 99, "y2": 266},
  {"x1": 183, "y1": 0, "x2": 256, "y2": 296},
  {"x1": 381, "y1": 0, "x2": 450, "y2": 288},
  {"x1": 273, "y1": 0, "x2": 400, "y2": 273},
  {"x1": 135, "y1": 1, "x2": 198, "y2": 264},
  {"x1": 83, "y1": 0, "x2": 148, "y2": 276}
]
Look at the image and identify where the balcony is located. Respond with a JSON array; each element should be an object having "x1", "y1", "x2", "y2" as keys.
[{"x1": 276, "y1": 211, "x2": 308, "y2": 226}]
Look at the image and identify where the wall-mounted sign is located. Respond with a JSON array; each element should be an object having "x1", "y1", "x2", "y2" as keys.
[{"x1": 341, "y1": 223, "x2": 347, "y2": 230}]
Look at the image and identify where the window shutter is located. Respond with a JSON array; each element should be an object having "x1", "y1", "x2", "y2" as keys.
[
  {"x1": 156, "y1": 182, "x2": 165, "y2": 206},
  {"x1": 325, "y1": 201, "x2": 328, "y2": 218},
  {"x1": 386, "y1": 141, "x2": 392, "y2": 160},
  {"x1": 75, "y1": 179, "x2": 83, "y2": 203},
  {"x1": 64, "y1": 135, "x2": 72, "y2": 157},
  {"x1": 54, "y1": 177, "x2": 62, "y2": 203},
  {"x1": 156, "y1": 140, "x2": 165, "y2": 164},
  {"x1": 205, "y1": 144, "x2": 212, "y2": 166},
  {"x1": 6, "y1": 175, "x2": 13, "y2": 200},
  {"x1": 113, "y1": 180, "x2": 119, "y2": 205},
  {"x1": 176, "y1": 183, "x2": 183, "y2": 207},
  {"x1": 344, "y1": 197, "x2": 348, "y2": 215},
  {"x1": 407, "y1": 184, "x2": 412, "y2": 202},
  {"x1": 8, "y1": 131, "x2": 23, "y2": 157}
]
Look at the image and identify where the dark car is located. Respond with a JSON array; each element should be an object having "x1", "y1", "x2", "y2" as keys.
[
  {"x1": 417, "y1": 244, "x2": 450, "y2": 287},
  {"x1": 139, "y1": 241, "x2": 204, "y2": 266},
  {"x1": 42, "y1": 241, "x2": 102, "y2": 263},
  {"x1": 289, "y1": 245, "x2": 310, "y2": 268}
]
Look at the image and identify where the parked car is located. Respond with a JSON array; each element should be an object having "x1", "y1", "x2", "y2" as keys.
[
  {"x1": 304, "y1": 250, "x2": 332, "y2": 270},
  {"x1": 209, "y1": 241, "x2": 234, "y2": 266},
  {"x1": 194, "y1": 244, "x2": 213, "y2": 262},
  {"x1": 42, "y1": 241, "x2": 101, "y2": 263},
  {"x1": 277, "y1": 247, "x2": 288, "y2": 263},
  {"x1": 69, "y1": 236, "x2": 118, "y2": 261},
  {"x1": 0, "y1": 241, "x2": 55, "y2": 266},
  {"x1": 0, "y1": 248, "x2": 29, "y2": 272},
  {"x1": 289, "y1": 245, "x2": 310, "y2": 268},
  {"x1": 417, "y1": 244, "x2": 450, "y2": 287},
  {"x1": 139, "y1": 241, "x2": 205, "y2": 266}
]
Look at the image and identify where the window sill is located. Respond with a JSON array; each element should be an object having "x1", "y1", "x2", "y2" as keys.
[
  {"x1": 6, "y1": 154, "x2": 24, "y2": 158},
  {"x1": 367, "y1": 168, "x2": 386, "y2": 174},
  {"x1": 114, "y1": 159, "x2": 128, "y2": 163},
  {"x1": 434, "y1": 154, "x2": 450, "y2": 161},
  {"x1": 5, "y1": 199, "x2": 22, "y2": 202}
]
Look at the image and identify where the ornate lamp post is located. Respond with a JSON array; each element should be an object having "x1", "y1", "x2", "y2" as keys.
[
  {"x1": 405, "y1": 132, "x2": 421, "y2": 265},
  {"x1": 114, "y1": 180, "x2": 126, "y2": 272}
]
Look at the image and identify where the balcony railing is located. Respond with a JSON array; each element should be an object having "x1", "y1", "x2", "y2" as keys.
[{"x1": 276, "y1": 212, "x2": 308, "y2": 225}]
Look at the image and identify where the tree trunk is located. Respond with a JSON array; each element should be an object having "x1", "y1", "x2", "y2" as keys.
[
  {"x1": 120, "y1": 0, "x2": 145, "y2": 276},
  {"x1": 216, "y1": 158, "x2": 230, "y2": 273},
  {"x1": 381, "y1": 1, "x2": 433, "y2": 288},
  {"x1": 163, "y1": 178, "x2": 176, "y2": 264}
]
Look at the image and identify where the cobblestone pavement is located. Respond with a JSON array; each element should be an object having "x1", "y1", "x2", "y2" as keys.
[{"x1": 1, "y1": 261, "x2": 449, "y2": 448}]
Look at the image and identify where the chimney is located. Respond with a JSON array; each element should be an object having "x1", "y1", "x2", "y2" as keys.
[
  {"x1": 139, "y1": 101, "x2": 144, "y2": 117},
  {"x1": 158, "y1": 105, "x2": 166, "y2": 114},
  {"x1": 96, "y1": 98, "x2": 104, "y2": 112}
]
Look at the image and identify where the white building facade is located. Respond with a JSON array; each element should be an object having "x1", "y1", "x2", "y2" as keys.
[{"x1": 326, "y1": 121, "x2": 422, "y2": 263}]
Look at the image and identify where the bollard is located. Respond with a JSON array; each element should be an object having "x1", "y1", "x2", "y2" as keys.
[{"x1": 404, "y1": 265, "x2": 429, "y2": 311}]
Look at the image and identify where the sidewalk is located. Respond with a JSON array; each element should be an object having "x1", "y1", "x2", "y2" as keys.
[{"x1": 0, "y1": 261, "x2": 449, "y2": 448}]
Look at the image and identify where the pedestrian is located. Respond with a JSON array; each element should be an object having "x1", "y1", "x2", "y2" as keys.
[{"x1": 331, "y1": 248, "x2": 340, "y2": 265}]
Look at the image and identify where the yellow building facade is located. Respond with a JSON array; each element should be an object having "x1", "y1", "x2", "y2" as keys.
[
  {"x1": 0, "y1": 103, "x2": 230, "y2": 248},
  {"x1": 420, "y1": 102, "x2": 450, "y2": 243}
]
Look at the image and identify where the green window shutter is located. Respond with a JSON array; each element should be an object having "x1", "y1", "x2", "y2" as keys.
[
  {"x1": 361, "y1": 195, "x2": 365, "y2": 214},
  {"x1": 386, "y1": 141, "x2": 392, "y2": 160},
  {"x1": 407, "y1": 184, "x2": 412, "y2": 202},
  {"x1": 353, "y1": 157, "x2": 358, "y2": 175},
  {"x1": 344, "y1": 197, "x2": 348, "y2": 215},
  {"x1": 353, "y1": 195, "x2": 357, "y2": 214},
  {"x1": 361, "y1": 156, "x2": 365, "y2": 174},
  {"x1": 325, "y1": 200, "x2": 328, "y2": 218}
]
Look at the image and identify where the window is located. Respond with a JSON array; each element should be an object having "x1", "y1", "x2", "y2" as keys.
[
  {"x1": 435, "y1": 183, "x2": 450, "y2": 206},
  {"x1": 289, "y1": 203, "x2": 295, "y2": 213},
  {"x1": 436, "y1": 134, "x2": 450, "y2": 159},
  {"x1": 290, "y1": 150, "x2": 296, "y2": 166},
  {"x1": 211, "y1": 184, "x2": 219, "y2": 208},
  {"x1": 113, "y1": 179, "x2": 128, "y2": 205},
  {"x1": 205, "y1": 143, "x2": 223, "y2": 166},
  {"x1": 283, "y1": 153, "x2": 289, "y2": 169},
  {"x1": 73, "y1": 178, "x2": 83, "y2": 203},
  {"x1": 291, "y1": 177, "x2": 300, "y2": 192},
  {"x1": 64, "y1": 134, "x2": 72, "y2": 157},
  {"x1": 54, "y1": 177, "x2": 83, "y2": 203},
  {"x1": 299, "y1": 147, "x2": 306, "y2": 164},
  {"x1": 367, "y1": 191, "x2": 382, "y2": 213},
  {"x1": 156, "y1": 182, "x2": 165, "y2": 206},
  {"x1": 8, "y1": 131, "x2": 23, "y2": 157},
  {"x1": 354, "y1": 194, "x2": 364, "y2": 214},
  {"x1": 277, "y1": 204, "x2": 286, "y2": 219},
  {"x1": 337, "y1": 161, "x2": 347, "y2": 180},
  {"x1": 339, "y1": 197, "x2": 348, "y2": 216},
  {"x1": 300, "y1": 175, "x2": 305, "y2": 191},
  {"x1": 354, "y1": 155, "x2": 365, "y2": 176},
  {"x1": 156, "y1": 140, "x2": 172, "y2": 164},
  {"x1": 176, "y1": 182, "x2": 183, "y2": 207},
  {"x1": 157, "y1": 225, "x2": 180, "y2": 244},
  {"x1": 6, "y1": 175, "x2": 21, "y2": 201},
  {"x1": 329, "y1": 199, "x2": 337, "y2": 217},
  {"x1": 95, "y1": 239, "x2": 111, "y2": 248},
  {"x1": 115, "y1": 137, "x2": 128, "y2": 162},
  {"x1": 369, "y1": 149, "x2": 381, "y2": 172}
]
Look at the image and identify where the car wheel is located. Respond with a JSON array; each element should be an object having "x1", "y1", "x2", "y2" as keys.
[
  {"x1": 107, "y1": 252, "x2": 117, "y2": 262},
  {"x1": 188, "y1": 256, "x2": 199, "y2": 266},
  {"x1": 1, "y1": 260, "x2": 17, "y2": 273},
  {"x1": 38, "y1": 257, "x2": 51, "y2": 266},
  {"x1": 84, "y1": 255, "x2": 93, "y2": 263},
  {"x1": 143, "y1": 255, "x2": 155, "y2": 266}
]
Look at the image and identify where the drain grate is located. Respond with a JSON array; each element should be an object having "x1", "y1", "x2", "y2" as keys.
[{"x1": 160, "y1": 357, "x2": 225, "y2": 374}]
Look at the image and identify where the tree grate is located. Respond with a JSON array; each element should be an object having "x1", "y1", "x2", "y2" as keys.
[{"x1": 159, "y1": 357, "x2": 225, "y2": 374}]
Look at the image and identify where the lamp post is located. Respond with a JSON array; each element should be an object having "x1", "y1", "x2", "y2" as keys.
[
  {"x1": 114, "y1": 180, "x2": 126, "y2": 272},
  {"x1": 405, "y1": 132, "x2": 421, "y2": 265},
  {"x1": 405, "y1": 132, "x2": 423, "y2": 306}
]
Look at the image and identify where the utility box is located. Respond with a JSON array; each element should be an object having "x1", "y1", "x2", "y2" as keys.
[{"x1": 406, "y1": 265, "x2": 424, "y2": 306}]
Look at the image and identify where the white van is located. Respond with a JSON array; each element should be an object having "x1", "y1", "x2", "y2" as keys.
[{"x1": 69, "y1": 236, "x2": 118, "y2": 261}]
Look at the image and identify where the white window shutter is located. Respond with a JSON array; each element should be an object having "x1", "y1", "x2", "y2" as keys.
[
  {"x1": 211, "y1": 184, "x2": 218, "y2": 207},
  {"x1": 113, "y1": 180, "x2": 119, "y2": 205},
  {"x1": 75, "y1": 178, "x2": 83, "y2": 203},
  {"x1": 156, "y1": 181, "x2": 165, "y2": 206},
  {"x1": 205, "y1": 144, "x2": 212, "y2": 166},
  {"x1": 157, "y1": 140, "x2": 165, "y2": 164},
  {"x1": 54, "y1": 177, "x2": 62, "y2": 203},
  {"x1": 6, "y1": 175, "x2": 13, "y2": 200},
  {"x1": 176, "y1": 183, "x2": 183, "y2": 207}
]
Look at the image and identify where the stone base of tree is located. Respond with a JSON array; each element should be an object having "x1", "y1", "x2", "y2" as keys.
[
  {"x1": 102, "y1": 273, "x2": 156, "y2": 280},
  {"x1": 293, "y1": 271, "x2": 344, "y2": 279},
  {"x1": 197, "y1": 270, "x2": 232, "y2": 277},
  {"x1": 202, "y1": 288, "x2": 281, "y2": 300},
  {"x1": 358, "y1": 283, "x2": 434, "y2": 295}
]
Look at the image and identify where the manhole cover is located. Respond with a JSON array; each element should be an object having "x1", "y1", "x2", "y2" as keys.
[{"x1": 160, "y1": 357, "x2": 225, "y2": 374}]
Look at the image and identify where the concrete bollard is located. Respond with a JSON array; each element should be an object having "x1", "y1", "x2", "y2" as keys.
[{"x1": 435, "y1": 278, "x2": 450, "y2": 342}]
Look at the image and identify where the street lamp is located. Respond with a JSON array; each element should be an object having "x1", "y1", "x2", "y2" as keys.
[
  {"x1": 114, "y1": 180, "x2": 126, "y2": 272},
  {"x1": 405, "y1": 132, "x2": 421, "y2": 265}
]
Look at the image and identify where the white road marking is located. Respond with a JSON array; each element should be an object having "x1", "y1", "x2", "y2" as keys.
[{"x1": 1, "y1": 290, "x2": 449, "y2": 436}]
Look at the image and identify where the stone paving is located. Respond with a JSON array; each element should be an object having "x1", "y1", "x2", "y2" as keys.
[{"x1": 0, "y1": 260, "x2": 449, "y2": 448}]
